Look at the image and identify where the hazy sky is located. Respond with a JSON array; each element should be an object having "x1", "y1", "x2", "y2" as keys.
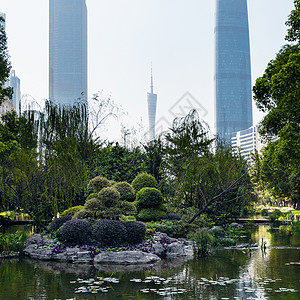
[{"x1": 0, "y1": 0, "x2": 295, "y2": 141}]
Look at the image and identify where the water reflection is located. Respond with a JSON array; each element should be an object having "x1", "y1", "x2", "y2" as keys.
[{"x1": 0, "y1": 225, "x2": 299, "y2": 300}]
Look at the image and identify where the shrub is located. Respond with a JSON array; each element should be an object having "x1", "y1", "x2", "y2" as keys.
[
  {"x1": 49, "y1": 215, "x2": 72, "y2": 232},
  {"x1": 124, "y1": 221, "x2": 146, "y2": 245},
  {"x1": 88, "y1": 176, "x2": 110, "y2": 193},
  {"x1": 98, "y1": 187, "x2": 120, "y2": 207},
  {"x1": 136, "y1": 188, "x2": 163, "y2": 209},
  {"x1": 86, "y1": 193, "x2": 99, "y2": 201},
  {"x1": 131, "y1": 173, "x2": 158, "y2": 193},
  {"x1": 73, "y1": 209, "x2": 93, "y2": 220},
  {"x1": 84, "y1": 198, "x2": 104, "y2": 213},
  {"x1": 188, "y1": 228, "x2": 214, "y2": 257},
  {"x1": 119, "y1": 215, "x2": 136, "y2": 223},
  {"x1": 166, "y1": 213, "x2": 181, "y2": 221},
  {"x1": 58, "y1": 219, "x2": 92, "y2": 245},
  {"x1": 61, "y1": 206, "x2": 84, "y2": 217},
  {"x1": 137, "y1": 208, "x2": 166, "y2": 222},
  {"x1": 113, "y1": 182, "x2": 135, "y2": 202},
  {"x1": 209, "y1": 226, "x2": 225, "y2": 238},
  {"x1": 145, "y1": 220, "x2": 188, "y2": 238},
  {"x1": 100, "y1": 207, "x2": 122, "y2": 220},
  {"x1": 261, "y1": 208, "x2": 269, "y2": 216},
  {"x1": 92, "y1": 219, "x2": 127, "y2": 247},
  {"x1": 118, "y1": 201, "x2": 137, "y2": 216}
]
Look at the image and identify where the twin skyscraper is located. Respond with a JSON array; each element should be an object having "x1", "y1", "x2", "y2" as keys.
[{"x1": 49, "y1": 0, "x2": 253, "y2": 142}]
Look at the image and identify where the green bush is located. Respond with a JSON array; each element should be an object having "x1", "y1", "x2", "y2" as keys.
[
  {"x1": 100, "y1": 207, "x2": 122, "y2": 220},
  {"x1": 0, "y1": 230, "x2": 28, "y2": 253},
  {"x1": 61, "y1": 206, "x2": 84, "y2": 216},
  {"x1": 131, "y1": 173, "x2": 158, "y2": 193},
  {"x1": 58, "y1": 219, "x2": 92, "y2": 245},
  {"x1": 118, "y1": 201, "x2": 137, "y2": 216},
  {"x1": 136, "y1": 188, "x2": 163, "y2": 209},
  {"x1": 49, "y1": 215, "x2": 72, "y2": 232},
  {"x1": 92, "y1": 219, "x2": 127, "y2": 247},
  {"x1": 261, "y1": 208, "x2": 269, "y2": 216},
  {"x1": 124, "y1": 221, "x2": 146, "y2": 245},
  {"x1": 88, "y1": 176, "x2": 110, "y2": 193},
  {"x1": 113, "y1": 182, "x2": 135, "y2": 202},
  {"x1": 86, "y1": 193, "x2": 99, "y2": 201},
  {"x1": 73, "y1": 209, "x2": 93, "y2": 220},
  {"x1": 84, "y1": 198, "x2": 104, "y2": 216},
  {"x1": 119, "y1": 215, "x2": 136, "y2": 223},
  {"x1": 188, "y1": 228, "x2": 214, "y2": 257},
  {"x1": 145, "y1": 220, "x2": 188, "y2": 238},
  {"x1": 137, "y1": 208, "x2": 166, "y2": 222},
  {"x1": 98, "y1": 187, "x2": 120, "y2": 207}
]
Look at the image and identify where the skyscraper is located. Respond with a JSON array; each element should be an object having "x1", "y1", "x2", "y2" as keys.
[
  {"x1": 215, "y1": 0, "x2": 253, "y2": 142},
  {"x1": 0, "y1": 12, "x2": 6, "y2": 30},
  {"x1": 49, "y1": 0, "x2": 87, "y2": 106},
  {"x1": 8, "y1": 70, "x2": 21, "y2": 114},
  {"x1": 147, "y1": 67, "x2": 157, "y2": 140}
]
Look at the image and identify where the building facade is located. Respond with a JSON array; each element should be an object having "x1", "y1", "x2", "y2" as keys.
[
  {"x1": 49, "y1": 0, "x2": 87, "y2": 106},
  {"x1": 147, "y1": 69, "x2": 157, "y2": 140},
  {"x1": 215, "y1": 0, "x2": 253, "y2": 142},
  {"x1": 231, "y1": 125, "x2": 265, "y2": 161}
]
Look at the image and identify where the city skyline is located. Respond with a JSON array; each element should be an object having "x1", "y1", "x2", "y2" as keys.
[
  {"x1": 0, "y1": 0, "x2": 294, "y2": 141},
  {"x1": 215, "y1": 0, "x2": 253, "y2": 142},
  {"x1": 49, "y1": 0, "x2": 87, "y2": 105}
]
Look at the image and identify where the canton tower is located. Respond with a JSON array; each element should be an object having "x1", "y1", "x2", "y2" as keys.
[
  {"x1": 147, "y1": 67, "x2": 157, "y2": 140},
  {"x1": 215, "y1": 0, "x2": 253, "y2": 142}
]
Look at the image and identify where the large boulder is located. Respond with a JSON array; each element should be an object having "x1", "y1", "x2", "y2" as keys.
[{"x1": 94, "y1": 251, "x2": 160, "y2": 265}]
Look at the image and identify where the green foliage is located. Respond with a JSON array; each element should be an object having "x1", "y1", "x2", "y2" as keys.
[
  {"x1": 100, "y1": 207, "x2": 122, "y2": 220},
  {"x1": 145, "y1": 220, "x2": 189, "y2": 238},
  {"x1": 119, "y1": 215, "x2": 136, "y2": 222},
  {"x1": 91, "y1": 144, "x2": 146, "y2": 183},
  {"x1": 0, "y1": 229, "x2": 28, "y2": 254},
  {"x1": 118, "y1": 201, "x2": 137, "y2": 216},
  {"x1": 97, "y1": 187, "x2": 120, "y2": 208},
  {"x1": 252, "y1": 3, "x2": 300, "y2": 209},
  {"x1": 0, "y1": 16, "x2": 13, "y2": 104},
  {"x1": 61, "y1": 206, "x2": 84, "y2": 216},
  {"x1": 92, "y1": 219, "x2": 127, "y2": 247},
  {"x1": 58, "y1": 219, "x2": 92, "y2": 245},
  {"x1": 113, "y1": 182, "x2": 135, "y2": 202},
  {"x1": 268, "y1": 209, "x2": 282, "y2": 227},
  {"x1": 188, "y1": 228, "x2": 214, "y2": 257},
  {"x1": 73, "y1": 209, "x2": 93, "y2": 220},
  {"x1": 137, "y1": 208, "x2": 166, "y2": 222},
  {"x1": 136, "y1": 188, "x2": 163, "y2": 208},
  {"x1": 83, "y1": 198, "x2": 104, "y2": 218},
  {"x1": 131, "y1": 173, "x2": 158, "y2": 193},
  {"x1": 124, "y1": 221, "x2": 146, "y2": 245},
  {"x1": 87, "y1": 176, "x2": 110, "y2": 193},
  {"x1": 49, "y1": 215, "x2": 72, "y2": 232}
]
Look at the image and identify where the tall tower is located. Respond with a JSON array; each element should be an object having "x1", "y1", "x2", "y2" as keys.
[
  {"x1": 147, "y1": 67, "x2": 157, "y2": 140},
  {"x1": 215, "y1": 0, "x2": 253, "y2": 142},
  {"x1": 49, "y1": 0, "x2": 87, "y2": 106},
  {"x1": 8, "y1": 70, "x2": 21, "y2": 115},
  {"x1": 0, "y1": 12, "x2": 6, "y2": 30}
]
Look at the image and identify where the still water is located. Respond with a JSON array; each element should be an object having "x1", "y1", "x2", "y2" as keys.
[{"x1": 0, "y1": 225, "x2": 299, "y2": 300}]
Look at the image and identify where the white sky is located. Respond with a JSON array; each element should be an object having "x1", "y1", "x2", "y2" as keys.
[{"x1": 0, "y1": 0, "x2": 295, "y2": 141}]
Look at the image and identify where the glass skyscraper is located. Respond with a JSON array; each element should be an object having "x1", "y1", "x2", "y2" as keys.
[
  {"x1": 215, "y1": 0, "x2": 253, "y2": 142},
  {"x1": 147, "y1": 69, "x2": 157, "y2": 141},
  {"x1": 49, "y1": 0, "x2": 87, "y2": 105}
]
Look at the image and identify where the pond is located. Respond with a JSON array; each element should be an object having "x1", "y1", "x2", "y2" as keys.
[{"x1": 0, "y1": 225, "x2": 299, "y2": 300}]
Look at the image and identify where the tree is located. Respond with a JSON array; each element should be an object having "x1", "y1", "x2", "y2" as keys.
[
  {"x1": 252, "y1": 0, "x2": 300, "y2": 208},
  {"x1": 0, "y1": 16, "x2": 12, "y2": 105}
]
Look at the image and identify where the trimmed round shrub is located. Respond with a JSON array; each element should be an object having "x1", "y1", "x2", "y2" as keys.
[
  {"x1": 113, "y1": 182, "x2": 135, "y2": 202},
  {"x1": 124, "y1": 221, "x2": 146, "y2": 245},
  {"x1": 61, "y1": 206, "x2": 84, "y2": 217},
  {"x1": 58, "y1": 219, "x2": 92, "y2": 245},
  {"x1": 73, "y1": 209, "x2": 93, "y2": 220},
  {"x1": 88, "y1": 176, "x2": 110, "y2": 193},
  {"x1": 86, "y1": 193, "x2": 99, "y2": 201},
  {"x1": 137, "y1": 208, "x2": 166, "y2": 222},
  {"x1": 49, "y1": 215, "x2": 72, "y2": 232},
  {"x1": 166, "y1": 213, "x2": 181, "y2": 221},
  {"x1": 131, "y1": 173, "x2": 158, "y2": 193},
  {"x1": 84, "y1": 198, "x2": 104, "y2": 212},
  {"x1": 109, "y1": 180, "x2": 117, "y2": 186},
  {"x1": 101, "y1": 207, "x2": 122, "y2": 220},
  {"x1": 92, "y1": 219, "x2": 127, "y2": 247},
  {"x1": 136, "y1": 187, "x2": 163, "y2": 209},
  {"x1": 98, "y1": 187, "x2": 120, "y2": 207},
  {"x1": 118, "y1": 201, "x2": 137, "y2": 216}
]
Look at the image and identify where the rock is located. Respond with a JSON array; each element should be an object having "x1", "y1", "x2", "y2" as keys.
[
  {"x1": 94, "y1": 251, "x2": 160, "y2": 265},
  {"x1": 151, "y1": 242, "x2": 166, "y2": 257},
  {"x1": 229, "y1": 222, "x2": 243, "y2": 229},
  {"x1": 24, "y1": 234, "x2": 43, "y2": 247},
  {"x1": 166, "y1": 242, "x2": 194, "y2": 258}
]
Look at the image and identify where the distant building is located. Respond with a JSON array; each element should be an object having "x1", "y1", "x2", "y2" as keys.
[
  {"x1": 0, "y1": 12, "x2": 6, "y2": 30},
  {"x1": 8, "y1": 70, "x2": 21, "y2": 115},
  {"x1": 0, "y1": 99, "x2": 15, "y2": 119},
  {"x1": 215, "y1": 0, "x2": 253, "y2": 142},
  {"x1": 147, "y1": 68, "x2": 157, "y2": 140},
  {"x1": 49, "y1": 0, "x2": 87, "y2": 105},
  {"x1": 232, "y1": 125, "x2": 265, "y2": 161}
]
